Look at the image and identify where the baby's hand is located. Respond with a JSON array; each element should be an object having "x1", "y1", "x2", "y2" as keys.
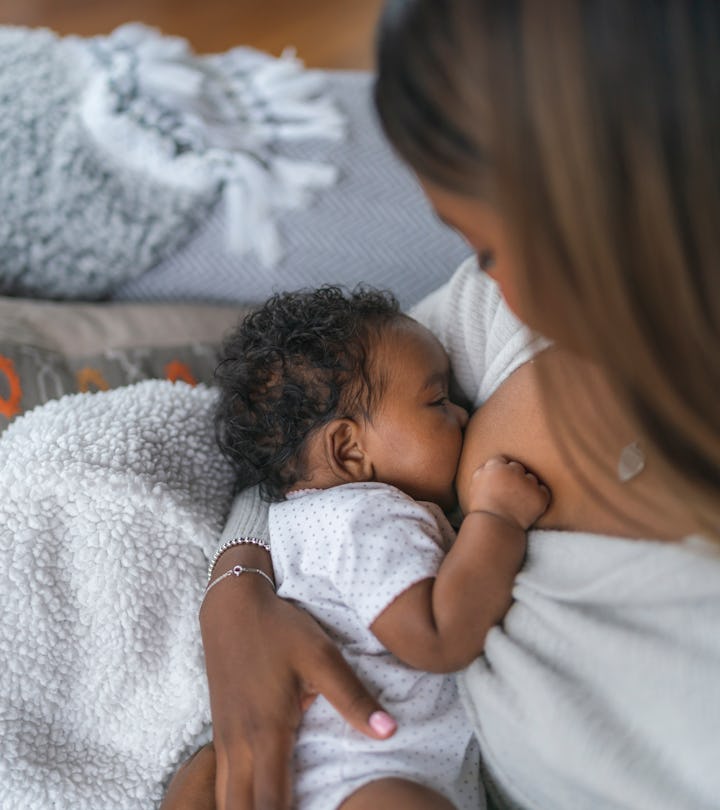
[{"x1": 463, "y1": 455, "x2": 551, "y2": 530}]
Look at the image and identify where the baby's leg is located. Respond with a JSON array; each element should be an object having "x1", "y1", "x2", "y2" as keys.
[
  {"x1": 339, "y1": 777, "x2": 456, "y2": 810},
  {"x1": 160, "y1": 743, "x2": 216, "y2": 810}
]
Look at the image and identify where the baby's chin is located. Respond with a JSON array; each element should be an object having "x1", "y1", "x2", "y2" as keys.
[{"x1": 412, "y1": 486, "x2": 457, "y2": 514}]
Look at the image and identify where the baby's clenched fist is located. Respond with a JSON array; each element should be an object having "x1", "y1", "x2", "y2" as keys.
[{"x1": 462, "y1": 455, "x2": 551, "y2": 530}]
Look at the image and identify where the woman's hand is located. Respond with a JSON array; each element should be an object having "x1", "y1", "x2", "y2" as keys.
[{"x1": 199, "y1": 550, "x2": 396, "y2": 810}]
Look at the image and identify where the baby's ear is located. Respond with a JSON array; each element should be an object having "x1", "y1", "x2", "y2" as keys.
[{"x1": 323, "y1": 418, "x2": 373, "y2": 483}]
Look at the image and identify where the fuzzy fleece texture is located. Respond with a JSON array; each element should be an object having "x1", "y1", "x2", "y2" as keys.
[
  {"x1": 0, "y1": 24, "x2": 344, "y2": 298},
  {"x1": 0, "y1": 380, "x2": 235, "y2": 809}
]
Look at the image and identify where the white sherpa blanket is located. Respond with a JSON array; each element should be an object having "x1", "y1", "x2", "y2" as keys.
[{"x1": 0, "y1": 380, "x2": 236, "y2": 809}]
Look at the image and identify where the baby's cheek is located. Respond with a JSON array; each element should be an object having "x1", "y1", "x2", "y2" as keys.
[{"x1": 456, "y1": 412, "x2": 490, "y2": 513}]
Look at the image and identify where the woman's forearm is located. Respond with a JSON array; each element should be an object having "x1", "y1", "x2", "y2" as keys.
[
  {"x1": 198, "y1": 556, "x2": 290, "y2": 810},
  {"x1": 205, "y1": 542, "x2": 275, "y2": 586},
  {"x1": 199, "y1": 543, "x2": 277, "y2": 742}
]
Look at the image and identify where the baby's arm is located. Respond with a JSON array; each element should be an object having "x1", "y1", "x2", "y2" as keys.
[{"x1": 371, "y1": 456, "x2": 549, "y2": 673}]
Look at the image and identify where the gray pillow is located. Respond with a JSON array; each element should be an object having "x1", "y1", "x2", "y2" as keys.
[
  {"x1": 0, "y1": 296, "x2": 249, "y2": 433},
  {"x1": 114, "y1": 72, "x2": 471, "y2": 311}
]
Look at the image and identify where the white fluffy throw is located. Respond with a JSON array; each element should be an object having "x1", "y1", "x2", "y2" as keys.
[{"x1": 0, "y1": 381, "x2": 236, "y2": 809}]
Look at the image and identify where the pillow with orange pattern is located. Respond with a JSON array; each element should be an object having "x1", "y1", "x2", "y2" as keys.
[{"x1": 0, "y1": 296, "x2": 250, "y2": 433}]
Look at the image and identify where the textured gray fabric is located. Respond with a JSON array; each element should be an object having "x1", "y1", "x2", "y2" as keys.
[
  {"x1": 0, "y1": 25, "x2": 467, "y2": 305},
  {"x1": 114, "y1": 72, "x2": 472, "y2": 310},
  {"x1": 0, "y1": 295, "x2": 250, "y2": 433},
  {"x1": 0, "y1": 26, "x2": 214, "y2": 299}
]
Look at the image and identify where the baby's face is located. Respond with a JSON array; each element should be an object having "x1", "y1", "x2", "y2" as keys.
[{"x1": 362, "y1": 319, "x2": 468, "y2": 510}]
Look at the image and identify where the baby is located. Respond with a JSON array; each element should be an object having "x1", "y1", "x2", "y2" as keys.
[{"x1": 166, "y1": 286, "x2": 549, "y2": 810}]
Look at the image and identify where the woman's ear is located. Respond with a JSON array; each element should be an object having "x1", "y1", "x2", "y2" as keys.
[{"x1": 323, "y1": 418, "x2": 374, "y2": 483}]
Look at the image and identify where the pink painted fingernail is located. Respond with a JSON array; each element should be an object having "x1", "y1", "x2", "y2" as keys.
[{"x1": 369, "y1": 711, "x2": 397, "y2": 737}]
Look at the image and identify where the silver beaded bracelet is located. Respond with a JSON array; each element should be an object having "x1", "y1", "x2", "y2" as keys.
[
  {"x1": 204, "y1": 564, "x2": 276, "y2": 598},
  {"x1": 207, "y1": 536, "x2": 270, "y2": 584}
]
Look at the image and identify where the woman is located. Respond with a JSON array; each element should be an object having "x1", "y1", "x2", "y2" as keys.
[{"x1": 199, "y1": 2, "x2": 720, "y2": 808}]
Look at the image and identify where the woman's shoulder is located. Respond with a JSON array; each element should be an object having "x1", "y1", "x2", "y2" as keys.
[{"x1": 411, "y1": 257, "x2": 547, "y2": 405}]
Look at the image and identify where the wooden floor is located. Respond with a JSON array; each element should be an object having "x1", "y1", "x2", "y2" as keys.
[{"x1": 0, "y1": 0, "x2": 385, "y2": 69}]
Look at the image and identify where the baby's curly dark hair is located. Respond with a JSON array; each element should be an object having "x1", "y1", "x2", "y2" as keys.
[{"x1": 214, "y1": 285, "x2": 404, "y2": 501}]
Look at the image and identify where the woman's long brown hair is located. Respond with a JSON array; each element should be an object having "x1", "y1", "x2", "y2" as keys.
[{"x1": 375, "y1": 0, "x2": 720, "y2": 535}]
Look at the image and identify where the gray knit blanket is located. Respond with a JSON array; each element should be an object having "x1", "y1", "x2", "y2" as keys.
[{"x1": 0, "y1": 24, "x2": 344, "y2": 299}]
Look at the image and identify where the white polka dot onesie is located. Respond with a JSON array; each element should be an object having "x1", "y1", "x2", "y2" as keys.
[{"x1": 269, "y1": 482, "x2": 483, "y2": 810}]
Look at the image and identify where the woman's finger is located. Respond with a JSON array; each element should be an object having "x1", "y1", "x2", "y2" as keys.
[{"x1": 301, "y1": 641, "x2": 397, "y2": 739}]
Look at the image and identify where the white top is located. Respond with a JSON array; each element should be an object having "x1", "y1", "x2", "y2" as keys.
[
  {"x1": 409, "y1": 255, "x2": 548, "y2": 408},
  {"x1": 461, "y1": 529, "x2": 720, "y2": 810},
  {"x1": 413, "y1": 257, "x2": 720, "y2": 810}
]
